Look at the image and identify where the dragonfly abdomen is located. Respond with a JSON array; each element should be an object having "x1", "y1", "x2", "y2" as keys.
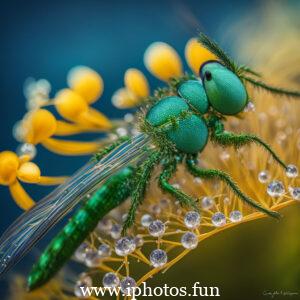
[{"x1": 27, "y1": 166, "x2": 134, "y2": 290}]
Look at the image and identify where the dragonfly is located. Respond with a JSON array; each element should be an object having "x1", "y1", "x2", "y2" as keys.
[{"x1": 0, "y1": 33, "x2": 299, "y2": 291}]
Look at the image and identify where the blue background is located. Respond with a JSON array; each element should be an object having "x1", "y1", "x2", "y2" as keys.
[{"x1": 0, "y1": 0, "x2": 298, "y2": 297}]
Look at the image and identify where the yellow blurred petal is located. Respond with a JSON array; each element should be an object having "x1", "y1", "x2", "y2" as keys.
[
  {"x1": 9, "y1": 180, "x2": 35, "y2": 210},
  {"x1": 55, "y1": 120, "x2": 103, "y2": 136},
  {"x1": 42, "y1": 137, "x2": 101, "y2": 156},
  {"x1": 17, "y1": 162, "x2": 41, "y2": 183},
  {"x1": 67, "y1": 66, "x2": 104, "y2": 104},
  {"x1": 38, "y1": 176, "x2": 68, "y2": 185},
  {"x1": 144, "y1": 42, "x2": 182, "y2": 81},
  {"x1": 124, "y1": 68, "x2": 149, "y2": 98},
  {"x1": 54, "y1": 89, "x2": 88, "y2": 122},
  {"x1": 24, "y1": 109, "x2": 57, "y2": 144},
  {"x1": 0, "y1": 151, "x2": 19, "y2": 185},
  {"x1": 185, "y1": 38, "x2": 218, "y2": 74},
  {"x1": 111, "y1": 88, "x2": 140, "y2": 109},
  {"x1": 80, "y1": 107, "x2": 112, "y2": 129}
]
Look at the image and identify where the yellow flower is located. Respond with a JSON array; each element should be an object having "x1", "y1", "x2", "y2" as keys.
[
  {"x1": 67, "y1": 66, "x2": 104, "y2": 104},
  {"x1": 144, "y1": 42, "x2": 182, "y2": 81},
  {"x1": 185, "y1": 38, "x2": 217, "y2": 74}
]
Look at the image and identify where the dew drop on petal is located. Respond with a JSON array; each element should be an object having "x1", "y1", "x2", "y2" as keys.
[
  {"x1": 181, "y1": 232, "x2": 198, "y2": 249},
  {"x1": 201, "y1": 196, "x2": 214, "y2": 210},
  {"x1": 74, "y1": 242, "x2": 90, "y2": 262},
  {"x1": 16, "y1": 143, "x2": 37, "y2": 159},
  {"x1": 267, "y1": 180, "x2": 285, "y2": 197},
  {"x1": 102, "y1": 272, "x2": 120, "y2": 288},
  {"x1": 74, "y1": 275, "x2": 92, "y2": 298},
  {"x1": 150, "y1": 249, "x2": 168, "y2": 267},
  {"x1": 289, "y1": 187, "x2": 300, "y2": 200},
  {"x1": 258, "y1": 170, "x2": 270, "y2": 183},
  {"x1": 110, "y1": 224, "x2": 122, "y2": 239},
  {"x1": 243, "y1": 101, "x2": 255, "y2": 112},
  {"x1": 141, "y1": 214, "x2": 153, "y2": 227},
  {"x1": 229, "y1": 210, "x2": 243, "y2": 223},
  {"x1": 98, "y1": 244, "x2": 111, "y2": 258},
  {"x1": 148, "y1": 220, "x2": 165, "y2": 237},
  {"x1": 115, "y1": 237, "x2": 136, "y2": 256},
  {"x1": 184, "y1": 211, "x2": 200, "y2": 229},
  {"x1": 120, "y1": 276, "x2": 137, "y2": 296},
  {"x1": 285, "y1": 164, "x2": 298, "y2": 178},
  {"x1": 85, "y1": 249, "x2": 102, "y2": 267},
  {"x1": 212, "y1": 212, "x2": 226, "y2": 227}
]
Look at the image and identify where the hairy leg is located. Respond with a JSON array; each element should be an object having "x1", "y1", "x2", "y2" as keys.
[
  {"x1": 186, "y1": 155, "x2": 280, "y2": 219},
  {"x1": 122, "y1": 151, "x2": 161, "y2": 233},
  {"x1": 211, "y1": 119, "x2": 287, "y2": 169},
  {"x1": 159, "y1": 157, "x2": 198, "y2": 211}
]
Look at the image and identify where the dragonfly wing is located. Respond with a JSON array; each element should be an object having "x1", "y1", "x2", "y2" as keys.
[{"x1": 0, "y1": 133, "x2": 151, "y2": 276}]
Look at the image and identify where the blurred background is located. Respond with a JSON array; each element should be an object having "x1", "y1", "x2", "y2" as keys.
[{"x1": 0, "y1": 0, "x2": 299, "y2": 299}]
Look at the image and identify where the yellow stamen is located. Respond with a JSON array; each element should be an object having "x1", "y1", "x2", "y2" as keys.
[
  {"x1": 81, "y1": 107, "x2": 112, "y2": 129},
  {"x1": 42, "y1": 137, "x2": 101, "y2": 156},
  {"x1": 55, "y1": 120, "x2": 104, "y2": 136},
  {"x1": 17, "y1": 162, "x2": 41, "y2": 184},
  {"x1": 24, "y1": 109, "x2": 57, "y2": 144},
  {"x1": 124, "y1": 68, "x2": 149, "y2": 98},
  {"x1": 54, "y1": 89, "x2": 89, "y2": 122},
  {"x1": 185, "y1": 38, "x2": 217, "y2": 74},
  {"x1": 67, "y1": 66, "x2": 104, "y2": 104},
  {"x1": 0, "y1": 151, "x2": 19, "y2": 185},
  {"x1": 144, "y1": 42, "x2": 182, "y2": 81},
  {"x1": 38, "y1": 176, "x2": 68, "y2": 185},
  {"x1": 111, "y1": 88, "x2": 140, "y2": 109},
  {"x1": 8, "y1": 180, "x2": 35, "y2": 210}
]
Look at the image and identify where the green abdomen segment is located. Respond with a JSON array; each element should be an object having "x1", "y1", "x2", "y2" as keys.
[{"x1": 27, "y1": 167, "x2": 134, "y2": 290}]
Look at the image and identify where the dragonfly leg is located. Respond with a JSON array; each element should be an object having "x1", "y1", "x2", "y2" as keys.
[
  {"x1": 159, "y1": 158, "x2": 198, "y2": 211},
  {"x1": 186, "y1": 154, "x2": 280, "y2": 219},
  {"x1": 122, "y1": 151, "x2": 161, "y2": 234}
]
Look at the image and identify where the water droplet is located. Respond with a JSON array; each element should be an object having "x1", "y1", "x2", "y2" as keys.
[
  {"x1": 110, "y1": 224, "x2": 122, "y2": 239},
  {"x1": 172, "y1": 183, "x2": 180, "y2": 189},
  {"x1": 141, "y1": 214, "x2": 153, "y2": 227},
  {"x1": 102, "y1": 272, "x2": 120, "y2": 288},
  {"x1": 267, "y1": 181, "x2": 285, "y2": 197},
  {"x1": 115, "y1": 237, "x2": 136, "y2": 256},
  {"x1": 120, "y1": 276, "x2": 137, "y2": 296},
  {"x1": 16, "y1": 143, "x2": 37, "y2": 159},
  {"x1": 12, "y1": 121, "x2": 27, "y2": 142},
  {"x1": 148, "y1": 220, "x2": 165, "y2": 237},
  {"x1": 220, "y1": 151, "x2": 230, "y2": 161},
  {"x1": 85, "y1": 249, "x2": 102, "y2": 267},
  {"x1": 181, "y1": 232, "x2": 198, "y2": 249},
  {"x1": 289, "y1": 187, "x2": 300, "y2": 200},
  {"x1": 97, "y1": 218, "x2": 113, "y2": 233},
  {"x1": 74, "y1": 275, "x2": 92, "y2": 298},
  {"x1": 243, "y1": 101, "x2": 255, "y2": 112},
  {"x1": 98, "y1": 244, "x2": 111, "y2": 257},
  {"x1": 74, "y1": 243, "x2": 90, "y2": 262},
  {"x1": 116, "y1": 127, "x2": 128, "y2": 137},
  {"x1": 193, "y1": 177, "x2": 202, "y2": 184},
  {"x1": 150, "y1": 249, "x2": 168, "y2": 267},
  {"x1": 151, "y1": 204, "x2": 161, "y2": 215},
  {"x1": 124, "y1": 113, "x2": 134, "y2": 123},
  {"x1": 258, "y1": 170, "x2": 270, "y2": 183},
  {"x1": 229, "y1": 210, "x2": 243, "y2": 222},
  {"x1": 212, "y1": 212, "x2": 226, "y2": 227},
  {"x1": 201, "y1": 197, "x2": 214, "y2": 210},
  {"x1": 184, "y1": 211, "x2": 200, "y2": 229},
  {"x1": 286, "y1": 164, "x2": 298, "y2": 178}
]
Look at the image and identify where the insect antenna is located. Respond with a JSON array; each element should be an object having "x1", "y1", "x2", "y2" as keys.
[
  {"x1": 241, "y1": 75, "x2": 300, "y2": 98},
  {"x1": 198, "y1": 33, "x2": 238, "y2": 72}
]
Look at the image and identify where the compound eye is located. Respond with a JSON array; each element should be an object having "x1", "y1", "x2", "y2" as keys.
[{"x1": 204, "y1": 71, "x2": 212, "y2": 81}]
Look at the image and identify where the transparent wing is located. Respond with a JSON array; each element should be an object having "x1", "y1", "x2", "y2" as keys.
[{"x1": 0, "y1": 133, "x2": 151, "y2": 276}]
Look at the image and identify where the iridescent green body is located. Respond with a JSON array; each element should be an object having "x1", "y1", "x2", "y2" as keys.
[{"x1": 28, "y1": 167, "x2": 134, "y2": 290}]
